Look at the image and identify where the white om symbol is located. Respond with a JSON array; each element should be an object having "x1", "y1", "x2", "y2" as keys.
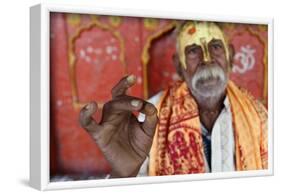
[{"x1": 232, "y1": 45, "x2": 256, "y2": 74}]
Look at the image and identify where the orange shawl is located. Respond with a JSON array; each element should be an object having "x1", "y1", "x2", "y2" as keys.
[{"x1": 148, "y1": 81, "x2": 268, "y2": 175}]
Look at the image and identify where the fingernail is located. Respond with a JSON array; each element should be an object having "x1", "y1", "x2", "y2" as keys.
[
  {"x1": 86, "y1": 103, "x2": 93, "y2": 110},
  {"x1": 131, "y1": 99, "x2": 140, "y2": 107},
  {"x1": 127, "y1": 75, "x2": 136, "y2": 84}
]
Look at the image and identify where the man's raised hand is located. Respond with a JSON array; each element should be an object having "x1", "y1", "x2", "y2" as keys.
[{"x1": 79, "y1": 75, "x2": 158, "y2": 178}]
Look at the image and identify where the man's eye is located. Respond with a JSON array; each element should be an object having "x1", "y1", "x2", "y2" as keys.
[
  {"x1": 188, "y1": 47, "x2": 198, "y2": 54},
  {"x1": 211, "y1": 44, "x2": 222, "y2": 50},
  {"x1": 185, "y1": 46, "x2": 201, "y2": 59}
]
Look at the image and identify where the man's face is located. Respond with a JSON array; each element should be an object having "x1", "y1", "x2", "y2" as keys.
[{"x1": 181, "y1": 38, "x2": 229, "y2": 101}]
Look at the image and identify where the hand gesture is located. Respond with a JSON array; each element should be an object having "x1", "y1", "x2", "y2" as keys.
[{"x1": 80, "y1": 75, "x2": 158, "y2": 178}]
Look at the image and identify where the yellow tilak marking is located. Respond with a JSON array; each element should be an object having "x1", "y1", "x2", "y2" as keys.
[
  {"x1": 178, "y1": 22, "x2": 230, "y2": 69},
  {"x1": 200, "y1": 37, "x2": 211, "y2": 62}
]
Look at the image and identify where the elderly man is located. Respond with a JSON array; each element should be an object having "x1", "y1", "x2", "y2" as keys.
[{"x1": 80, "y1": 21, "x2": 268, "y2": 178}]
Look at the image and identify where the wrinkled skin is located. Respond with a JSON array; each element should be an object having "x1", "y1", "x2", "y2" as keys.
[{"x1": 80, "y1": 75, "x2": 158, "y2": 178}]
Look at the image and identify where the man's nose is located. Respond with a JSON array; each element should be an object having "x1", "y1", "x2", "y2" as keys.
[
  {"x1": 202, "y1": 51, "x2": 211, "y2": 63},
  {"x1": 200, "y1": 37, "x2": 211, "y2": 64},
  {"x1": 201, "y1": 50, "x2": 212, "y2": 66}
]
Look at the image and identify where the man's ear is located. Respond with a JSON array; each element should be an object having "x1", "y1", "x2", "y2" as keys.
[
  {"x1": 228, "y1": 44, "x2": 235, "y2": 66},
  {"x1": 228, "y1": 44, "x2": 235, "y2": 72},
  {"x1": 172, "y1": 52, "x2": 183, "y2": 80}
]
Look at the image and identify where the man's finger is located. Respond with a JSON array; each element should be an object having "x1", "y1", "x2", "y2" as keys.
[
  {"x1": 140, "y1": 103, "x2": 158, "y2": 137},
  {"x1": 104, "y1": 96, "x2": 144, "y2": 114},
  {"x1": 111, "y1": 75, "x2": 136, "y2": 99},
  {"x1": 79, "y1": 101, "x2": 100, "y2": 132}
]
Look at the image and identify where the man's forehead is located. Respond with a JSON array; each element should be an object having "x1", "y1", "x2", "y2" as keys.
[
  {"x1": 179, "y1": 22, "x2": 226, "y2": 45},
  {"x1": 185, "y1": 39, "x2": 224, "y2": 48},
  {"x1": 177, "y1": 21, "x2": 230, "y2": 69}
]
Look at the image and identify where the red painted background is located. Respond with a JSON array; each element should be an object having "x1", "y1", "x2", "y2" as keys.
[{"x1": 50, "y1": 13, "x2": 268, "y2": 179}]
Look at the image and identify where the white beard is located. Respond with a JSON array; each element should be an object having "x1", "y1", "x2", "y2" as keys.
[{"x1": 190, "y1": 65, "x2": 228, "y2": 106}]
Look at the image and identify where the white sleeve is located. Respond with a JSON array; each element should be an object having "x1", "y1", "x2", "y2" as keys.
[
  {"x1": 137, "y1": 91, "x2": 163, "y2": 177},
  {"x1": 137, "y1": 91, "x2": 163, "y2": 122}
]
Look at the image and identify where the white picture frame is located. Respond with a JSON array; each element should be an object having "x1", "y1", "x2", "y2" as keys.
[{"x1": 30, "y1": 3, "x2": 274, "y2": 191}]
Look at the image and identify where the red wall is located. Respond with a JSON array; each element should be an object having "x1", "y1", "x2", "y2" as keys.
[{"x1": 50, "y1": 13, "x2": 268, "y2": 178}]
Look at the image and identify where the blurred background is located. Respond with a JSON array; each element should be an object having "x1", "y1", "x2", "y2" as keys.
[{"x1": 50, "y1": 12, "x2": 268, "y2": 180}]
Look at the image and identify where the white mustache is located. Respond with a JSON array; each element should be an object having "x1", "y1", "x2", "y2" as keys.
[{"x1": 191, "y1": 65, "x2": 226, "y2": 89}]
